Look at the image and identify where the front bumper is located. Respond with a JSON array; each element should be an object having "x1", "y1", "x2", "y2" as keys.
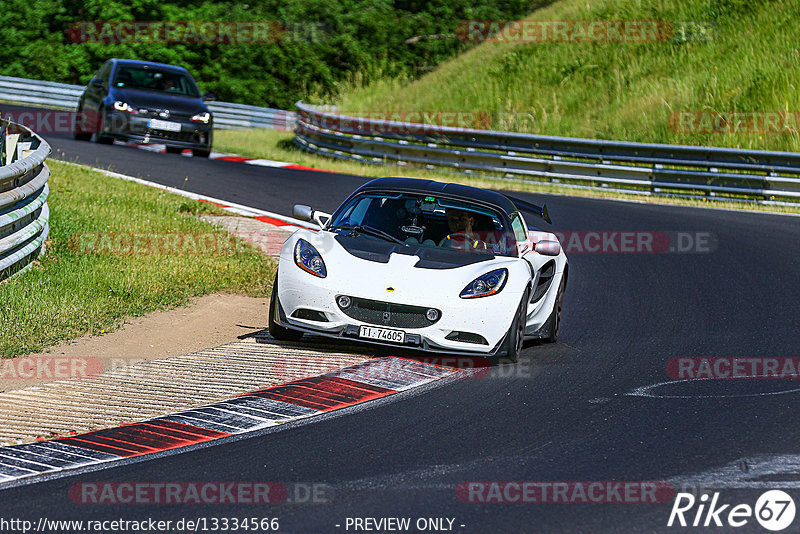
[
  {"x1": 105, "y1": 110, "x2": 213, "y2": 150},
  {"x1": 272, "y1": 291, "x2": 511, "y2": 357},
  {"x1": 275, "y1": 267, "x2": 521, "y2": 356}
]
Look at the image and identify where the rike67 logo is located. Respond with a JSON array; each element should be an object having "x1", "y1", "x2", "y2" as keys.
[{"x1": 668, "y1": 490, "x2": 796, "y2": 531}]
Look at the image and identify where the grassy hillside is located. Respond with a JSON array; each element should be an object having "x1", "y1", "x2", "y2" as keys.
[{"x1": 335, "y1": 0, "x2": 800, "y2": 152}]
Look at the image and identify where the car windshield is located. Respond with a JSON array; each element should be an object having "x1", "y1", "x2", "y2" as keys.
[
  {"x1": 112, "y1": 66, "x2": 199, "y2": 97},
  {"x1": 329, "y1": 192, "x2": 517, "y2": 256}
]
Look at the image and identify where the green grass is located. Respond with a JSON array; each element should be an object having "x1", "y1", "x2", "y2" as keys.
[
  {"x1": 0, "y1": 161, "x2": 275, "y2": 358},
  {"x1": 213, "y1": 128, "x2": 800, "y2": 216},
  {"x1": 333, "y1": 0, "x2": 800, "y2": 153}
]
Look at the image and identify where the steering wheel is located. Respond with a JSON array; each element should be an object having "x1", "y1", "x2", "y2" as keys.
[{"x1": 442, "y1": 232, "x2": 487, "y2": 251}]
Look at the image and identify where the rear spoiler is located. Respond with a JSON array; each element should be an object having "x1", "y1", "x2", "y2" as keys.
[{"x1": 506, "y1": 195, "x2": 552, "y2": 224}]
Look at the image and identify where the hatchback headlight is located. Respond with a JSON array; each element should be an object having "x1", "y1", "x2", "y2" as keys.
[
  {"x1": 113, "y1": 101, "x2": 137, "y2": 113},
  {"x1": 294, "y1": 239, "x2": 327, "y2": 278},
  {"x1": 460, "y1": 268, "x2": 508, "y2": 299},
  {"x1": 191, "y1": 112, "x2": 211, "y2": 123}
]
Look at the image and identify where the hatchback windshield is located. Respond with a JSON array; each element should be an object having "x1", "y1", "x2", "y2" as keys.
[
  {"x1": 329, "y1": 192, "x2": 517, "y2": 256},
  {"x1": 113, "y1": 66, "x2": 199, "y2": 97}
]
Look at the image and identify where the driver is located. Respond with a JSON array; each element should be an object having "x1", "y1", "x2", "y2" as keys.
[
  {"x1": 439, "y1": 208, "x2": 487, "y2": 251},
  {"x1": 158, "y1": 77, "x2": 176, "y2": 91}
]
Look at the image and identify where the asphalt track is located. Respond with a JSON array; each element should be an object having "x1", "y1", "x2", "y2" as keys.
[{"x1": 3, "y1": 104, "x2": 800, "y2": 533}]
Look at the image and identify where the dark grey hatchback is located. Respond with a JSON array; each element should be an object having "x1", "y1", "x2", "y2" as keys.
[{"x1": 73, "y1": 58, "x2": 214, "y2": 157}]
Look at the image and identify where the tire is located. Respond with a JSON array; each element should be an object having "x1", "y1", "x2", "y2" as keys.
[
  {"x1": 193, "y1": 148, "x2": 211, "y2": 158},
  {"x1": 166, "y1": 146, "x2": 184, "y2": 154},
  {"x1": 543, "y1": 274, "x2": 566, "y2": 343},
  {"x1": 72, "y1": 105, "x2": 92, "y2": 141},
  {"x1": 500, "y1": 289, "x2": 529, "y2": 364},
  {"x1": 268, "y1": 273, "x2": 304, "y2": 341},
  {"x1": 94, "y1": 107, "x2": 113, "y2": 145}
]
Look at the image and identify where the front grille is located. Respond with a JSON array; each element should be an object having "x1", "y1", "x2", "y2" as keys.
[
  {"x1": 338, "y1": 296, "x2": 440, "y2": 328},
  {"x1": 144, "y1": 130, "x2": 197, "y2": 142},
  {"x1": 167, "y1": 112, "x2": 194, "y2": 121},
  {"x1": 137, "y1": 109, "x2": 194, "y2": 121}
]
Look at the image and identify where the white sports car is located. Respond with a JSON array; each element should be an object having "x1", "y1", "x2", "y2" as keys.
[{"x1": 269, "y1": 177, "x2": 568, "y2": 362}]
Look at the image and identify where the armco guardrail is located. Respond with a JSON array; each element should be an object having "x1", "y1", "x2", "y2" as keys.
[
  {"x1": 208, "y1": 100, "x2": 294, "y2": 130},
  {"x1": 0, "y1": 119, "x2": 51, "y2": 280},
  {"x1": 0, "y1": 75, "x2": 295, "y2": 130},
  {"x1": 295, "y1": 102, "x2": 800, "y2": 203},
  {"x1": 0, "y1": 76, "x2": 83, "y2": 109}
]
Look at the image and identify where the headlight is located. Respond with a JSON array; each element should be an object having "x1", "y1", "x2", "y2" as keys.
[
  {"x1": 294, "y1": 239, "x2": 327, "y2": 278},
  {"x1": 460, "y1": 268, "x2": 508, "y2": 299},
  {"x1": 113, "y1": 101, "x2": 137, "y2": 113},
  {"x1": 191, "y1": 112, "x2": 211, "y2": 123}
]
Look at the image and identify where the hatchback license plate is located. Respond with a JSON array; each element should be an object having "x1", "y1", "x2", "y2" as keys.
[
  {"x1": 148, "y1": 119, "x2": 181, "y2": 132},
  {"x1": 359, "y1": 326, "x2": 405, "y2": 343}
]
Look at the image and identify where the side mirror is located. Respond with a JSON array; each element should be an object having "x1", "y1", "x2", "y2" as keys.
[
  {"x1": 293, "y1": 205, "x2": 331, "y2": 228},
  {"x1": 535, "y1": 240, "x2": 561, "y2": 256},
  {"x1": 202, "y1": 92, "x2": 217, "y2": 101},
  {"x1": 314, "y1": 211, "x2": 332, "y2": 228},
  {"x1": 90, "y1": 78, "x2": 104, "y2": 88},
  {"x1": 293, "y1": 204, "x2": 313, "y2": 222}
]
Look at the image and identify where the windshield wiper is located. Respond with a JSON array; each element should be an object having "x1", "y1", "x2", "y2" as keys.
[{"x1": 330, "y1": 225, "x2": 407, "y2": 246}]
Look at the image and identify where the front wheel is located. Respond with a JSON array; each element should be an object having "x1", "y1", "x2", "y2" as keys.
[
  {"x1": 94, "y1": 107, "x2": 113, "y2": 145},
  {"x1": 166, "y1": 146, "x2": 184, "y2": 154},
  {"x1": 500, "y1": 289, "x2": 529, "y2": 364},
  {"x1": 543, "y1": 275, "x2": 565, "y2": 343},
  {"x1": 73, "y1": 105, "x2": 92, "y2": 141},
  {"x1": 193, "y1": 148, "x2": 211, "y2": 158},
  {"x1": 268, "y1": 273, "x2": 304, "y2": 341}
]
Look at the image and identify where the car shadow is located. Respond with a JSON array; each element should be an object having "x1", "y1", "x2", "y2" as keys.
[{"x1": 248, "y1": 327, "x2": 505, "y2": 370}]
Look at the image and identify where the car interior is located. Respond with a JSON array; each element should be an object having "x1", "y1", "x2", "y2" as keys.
[
  {"x1": 339, "y1": 195, "x2": 513, "y2": 254},
  {"x1": 113, "y1": 67, "x2": 197, "y2": 96}
]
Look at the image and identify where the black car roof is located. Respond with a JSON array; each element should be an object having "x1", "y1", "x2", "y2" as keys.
[
  {"x1": 111, "y1": 58, "x2": 189, "y2": 73},
  {"x1": 354, "y1": 177, "x2": 518, "y2": 215}
]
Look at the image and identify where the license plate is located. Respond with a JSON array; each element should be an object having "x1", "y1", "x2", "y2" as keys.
[
  {"x1": 359, "y1": 326, "x2": 405, "y2": 343},
  {"x1": 147, "y1": 119, "x2": 182, "y2": 132}
]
